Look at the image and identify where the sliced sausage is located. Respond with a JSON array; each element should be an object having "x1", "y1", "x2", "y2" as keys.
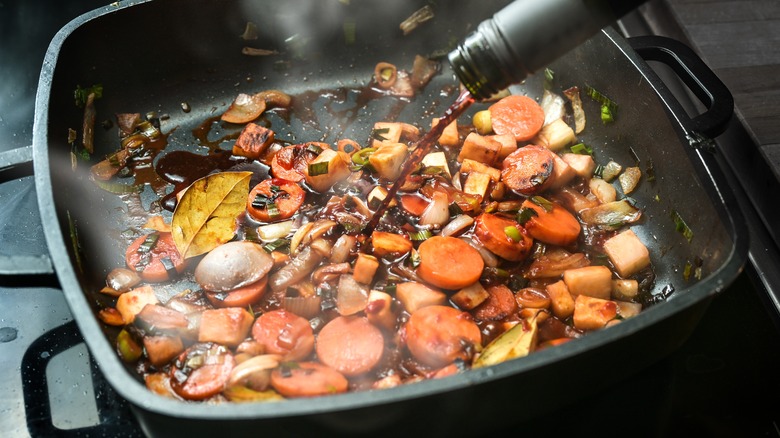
[
  {"x1": 247, "y1": 178, "x2": 305, "y2": 222},
  {"x1": 472, "y1": 284, "x2": 518, "y2": 321},
  {"x1": 501, "y1": 144, "x2": 555, "y2": 195},
  {"x1": 169, "y1": 343, "x2": 235, "y2": 401},
  {"x1": 270, "y1": 362, "x2": 348, "y2": 398},
  {"x1": 404, "y1": 305, "x2": 482, "y2": 368},
  {"x1": 251, "y1": 309, "x2": 315, "y2": 361},
  {"x1": 315, "y1": 316, "x2": 385, "y2": 376},
  {"x1": 205, "y1": 276, "x2": 268, "y2": 308},
  {"x1": 473, "y1": 213, "x2": 534, "y2": 262}
]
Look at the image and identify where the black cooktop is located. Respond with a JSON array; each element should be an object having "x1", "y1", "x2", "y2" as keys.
[{"x1": 1, "y1": 1, "x2": 779, "y2": 437}]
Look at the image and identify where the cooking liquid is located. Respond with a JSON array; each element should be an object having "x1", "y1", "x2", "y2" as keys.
[{"x1": 365, "y1": 88, "x2": 475, "y2": 233}]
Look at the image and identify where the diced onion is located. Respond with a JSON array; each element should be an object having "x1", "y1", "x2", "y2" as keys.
[
  {"x1": 257, "y1": 220, "x2": 294, "y2": 241},
  {"x1": 228, "y1": 354, "x2": 282, "y2": 389},
  {"x1": 459, "y1": 237, "x2": 499, "y2": 268},
  {"x1": 440, "y1": 214, "x2": 474, "y2": 237},
  {"x1": 541, "y1": 90, "x2": 566, "y2": 127},
  {"x1": 419, "y1": 191, "x2": 449, "y2": 227}
]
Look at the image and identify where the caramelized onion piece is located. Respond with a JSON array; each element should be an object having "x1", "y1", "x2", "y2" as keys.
[
  {"x1": 228, "y1": 354, "x2": 282, "y2": 390},
  {"x1": 105, "y1": 267, "x2": 141, "y2": 293},
  {"x1": 269, "y1": 246, "x2": 324, "y2": 292},
  {"x1": 579, "y1": 200, "x2": 642, "y2": 229},
  {"x1": 221, "y1": 93, "x2": 267, "y2": 124},
  {"x1": 525, "y1": 249, "x2": 590, "y2": 279}
]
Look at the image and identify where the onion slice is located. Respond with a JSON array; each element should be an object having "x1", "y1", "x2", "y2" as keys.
[
  {"x1": 440, "y1": 214, "x2": 474, "y2": 237},
  {"x1": 419, "y1": 191, "x2": 449, "y2": 227}
]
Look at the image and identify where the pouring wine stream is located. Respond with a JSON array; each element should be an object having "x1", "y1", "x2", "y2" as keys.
[{"x1": 364, "y1": 88, "x2": 475, "y2": 234}]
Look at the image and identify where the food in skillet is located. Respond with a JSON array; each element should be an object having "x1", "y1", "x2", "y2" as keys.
[{"x1": 91, "y1": 60, "x2": 653, "y2": 402}]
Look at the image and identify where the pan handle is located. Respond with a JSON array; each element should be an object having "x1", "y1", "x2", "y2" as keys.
[
  {"x1": 22, "y1": 320, "x2": 143, "y2": 437},
  {"x1": 0, "y1": 145, "x2": 56, "y2": 278},
  {"x1": 628, "y1": 35, "x2": 733, "y2": 138}
]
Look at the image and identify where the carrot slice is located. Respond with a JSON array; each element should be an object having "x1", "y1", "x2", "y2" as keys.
[
  {"x1": 251, "y1": 309, "x2": 314, "y2": 361},
  {"x1": 500, "y1": 144, "x2": 555, "y2": 195},
  {"x1": 205, "y1": 276, "x2": 268, "y2": 308},
  {"x1": 270, "y1": 362, "x2": 348, "y2": 398},
  {"x1": 315, "y1": 316, "x2": 385, "y2": 376},
  {"x1": 247, "y1": 178, "x2": 305, "y2": 222},
  {"x1": 416, "y1": 236, "x2": 484, "y2": 290},
  {"x1": 404, "y1": 305, "x2": 481, "y2": 368},
  {"x1": 473, "y1": 213, "x2": 533, "y2": 262},
  {"x1": 125, "y1": 232, "x2": 187, "y2": 283},
  {"x1": 520, "y1": 198, "x2": 581, "y2": 246},
  {"x1": 488, "y1": 95, "x2": 545, "y2": 142}
]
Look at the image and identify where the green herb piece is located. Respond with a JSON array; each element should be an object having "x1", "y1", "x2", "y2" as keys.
[
  {"x1": 409, "y1": 248, "x2": 421, "y2": 268},
  {"x1": 370, "y1": 128, "x2": 390, "y2": 142},
  {"x1": 351, "y1": 147, "x2": 376, "y2": 166},
  {"x1": 529, "y1": 196, "x2": 553, "y2": 212},
  {"x1": 408, "y1": 229, "x2": 433, "y2": 241},
  {"x1": 384, "y1": 283, "x2": 397, "y2": 294},
  {"x1": 138, "y1": 233, "x2": 160, "y2": 254},
  {"x1": 600, "y1": 105, "x2": 614, "y2": 124},
  {"x1": 671, "y1": 210, "x2": 693, "y2": 243},
  {"x1": 266, "y1": 202, "x2": 281, "y2": 219},
  {"x1": 262, "y1": 239, "x2": 289, "y2": 253},
  {"x1": 74, "y1": 84, "x2": 103, "y2": 108},
  {"x1": 570, "y1": 142, "x2": 593, "y2": 155},
  {"x1": 504, "y1": 225, "x2": 521, "y2": 243},
  {"x1": 306, "y1": 144, "x2": 324, "y2": 155},
  {"x1": 543, "y1": 68, "x2": 555, "y2": 90},
  {"x1": 308, "y1": 161, "x2": 329, "y2": 176},
  {"x1": 516, "y1": 207, "x2": 538, "y2": 225},
  {"x1": 584, "y1": 85, "x2": 618, "y2": 114}
]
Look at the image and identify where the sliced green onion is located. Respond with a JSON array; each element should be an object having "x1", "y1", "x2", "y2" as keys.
[
  {"x1": 137, "y1": 120, "x2": 161, "y2": 139},
  {"x1": 516, "y1": 207, "x2": 538, "y2": 225},
  {"x1": 266, "y1": 202, "x2": 281, "y2": 219},
  {"x1": 600, "y1": 104, "x2": 614, "y2": 124},
  {"x1": 570, "y1": 142, "x2": 593, "y2": 155},
  {"x1": 137, "y1": 233, "x2": 160, "y2": 254},
  {"x1": 308, "y1": 161, "x2": 329, "y2": 176},
  {"x1": 74, "y1": 84, "x2": 103, "y2": 108},
  {"x1": 384, "y1": 283, "x2": 397, "y2": 294},
  {"x1": 529, "y1": 196, "x2": 553, "y2": 212},
  {"x1": 543, "y1": 68, "x2": 555, "y2": 90},
  {"x1": 370, "y1": 128, "x2": 390, "y2": 142},
  {"x1": 252, "y1": 194, "x2": 270, "y2": 209},
  {"x1": 507, "y1": 274, "x2": 528, "y2": 292},
  {"x1": 584, "y1": 85, "x2": 618, "y2": 114},
  {"x1": 408, "y1": 229, "x2": 433, "y2": 241},
  {"x1": 671, "y1": 210, "x2": 694, "y2": 243},
  {"x1": 306, "y1": 144, "x2": 324, "y2": 155},
  {"x1": 420, "y1": 165, "x2": 445, "y2": 176},
  {"x1": 351, "y1": 147, "x2": 376, "y2": 166},
  {"x1": 262, "y1": 238, "x2": 289, "y2": 253},
  {"x1": 504, "y1": 225, "x2": 521, "y2": 243}
]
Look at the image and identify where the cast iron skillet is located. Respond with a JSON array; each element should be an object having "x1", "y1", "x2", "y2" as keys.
[{"x1": 21, "y1": 0, "x2": 747, "y2": 436}]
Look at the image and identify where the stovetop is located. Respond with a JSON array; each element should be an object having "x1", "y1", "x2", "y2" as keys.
[{"x1": 2, "y1": 1, "x2": 779, "y2": 437}]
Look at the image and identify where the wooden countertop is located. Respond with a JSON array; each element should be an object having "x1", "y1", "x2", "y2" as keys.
[{"x1": 652, "y1": 0, "x2": 780, "y2": 180}]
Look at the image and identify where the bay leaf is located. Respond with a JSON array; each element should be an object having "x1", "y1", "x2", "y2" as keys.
[{"x1": 171, "y1": 171, "x2": 252, "y2": 258}]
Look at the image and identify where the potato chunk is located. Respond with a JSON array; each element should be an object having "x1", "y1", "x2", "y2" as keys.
[
  {"x1": 198, "y1": 307, "x2": 254, "y2": 347},
  {"x1": 573, "y1": 295, "x2": 618, "y2": 330},
  {"x1": 562, "y1": 266, "x2": 612, "y2": 299},
  {"x1": 603, "y1": 229, "x2": 650, "y2": 277},
  {"x1": 458, "y1": 132, "x2": 501, "y2": 165},
  {"x1": 369, "y1": 143, "x2": 408, "y2": 181}
]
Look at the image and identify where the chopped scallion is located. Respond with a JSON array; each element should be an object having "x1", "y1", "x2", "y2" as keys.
[
  {"x1": 370, "y1": 128, "x2": 390, "y2": 142},
  {"x1": 504, "y1": 225, "x2": 521, "y2": 243},
  {"x1": 516, "y1": 207, "x2": 538, "y2": 225},
  {"x1": 570, "y1": 142, "x2": 593, "y2": 155},
  {"x1": 351, "y1": 147, "x2": 376, "y2": 166},
  {"x1": 308, "y1": 161, "x2": 330, "y2": 176},
  {"x1": 529, "y1": 196, "x2": 553, "y2": 212},
  {"x1": 408, "y1": 229, "x2": 433, "y2": 241},
  {"x1": 262, "y1": 239, "x2": 289, "y2": 253},
  {"x1": 266, "y1": 202, "x2": 281, "y2": 219},
  {"x1": 671, "y1": 210, "x2": 693, "y2": 242}
]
